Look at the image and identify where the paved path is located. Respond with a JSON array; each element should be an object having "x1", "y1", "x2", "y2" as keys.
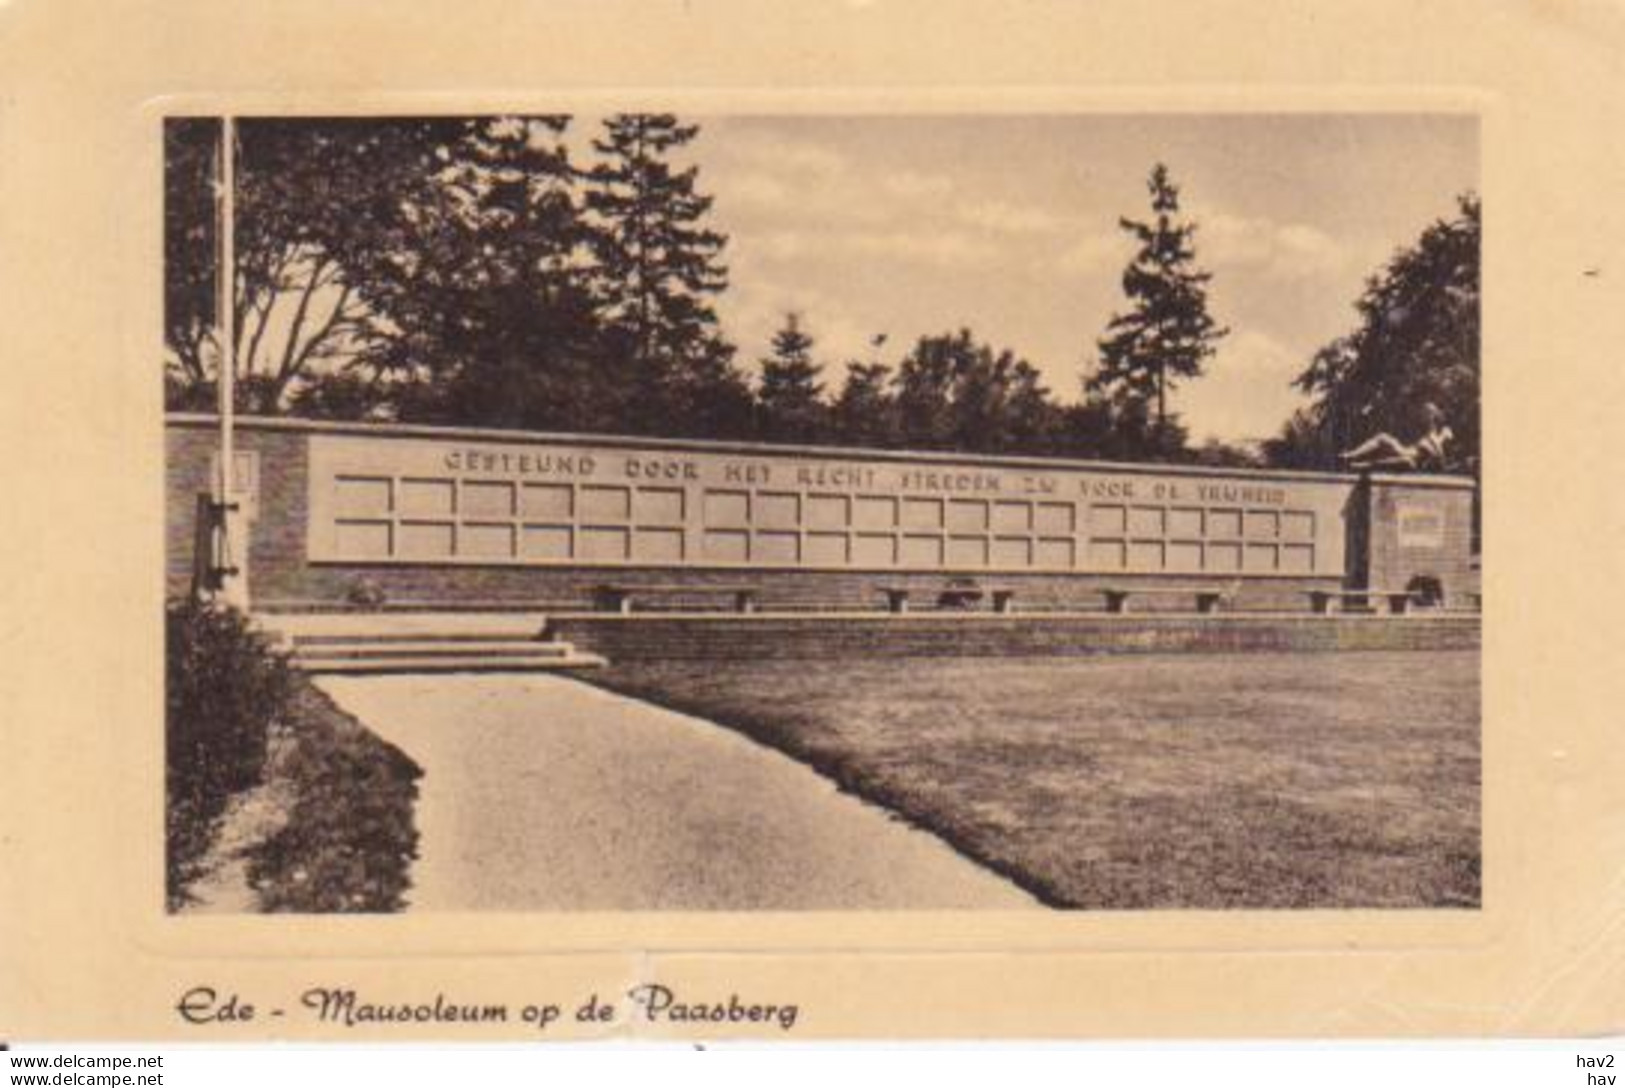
[{"x1": 316, "y1": 673, "x2": 1036, "y2": 911}]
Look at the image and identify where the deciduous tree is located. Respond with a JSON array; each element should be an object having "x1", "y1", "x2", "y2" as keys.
[
  {"x1": 1272, "y1": 193, "x2": 1480, "y2": 476},
  {"x1": 163, "y1": 117, "x2": 467, "y2": 414},
  {"x1": 893, "y1": 330, "x2": 1059, "y2": 455}
]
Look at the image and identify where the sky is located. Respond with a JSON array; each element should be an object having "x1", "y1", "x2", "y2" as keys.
[{"x1": 661, "y1": 113, "x2": 1477, "y2": 445}]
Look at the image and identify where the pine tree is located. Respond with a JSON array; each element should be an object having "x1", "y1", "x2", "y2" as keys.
[
  {"x1": 1089, "y1": 163, "x2": 1227, "y2": 457},
  {"x1": 893, "y1": 332, "x2": 963, "y2": 449},
  {"x1": 832, "y1": 361, "x2": 898, "y2": 448},
  {"x1": 586, "y1": 114, "x2": 748, "y2": 436},
  {"x1": 1004, "y1": 358, "x2": 1057, "y2": 454},
  {"x1": 369, "y1": 116, "x2": 627, "y2": 431},
  {"x1": 755, "y1": 313, "x2": 827, "y2": 443}
]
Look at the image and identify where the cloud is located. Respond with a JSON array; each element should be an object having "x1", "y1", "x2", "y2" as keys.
[
  {"x1": 1217, "y1": 328, "x2": 1307, "y2": 377},
  {"x1": 718, "y1": 275, "x2": 877, "y2": 380},
  {"x1": 737, "y1": 225, "x2": 998, "y2": 270},
  {"x1": 707, "y1": 131, "x2": 899, "y2": 229},
  {"x1": 881, "y1": 168, "x2": 955, "y2": 201},
  {"x1": 842, "y1": 228, "x2": 995, "y2": 267},
  {"x1": 954, "y1": 198, "x2": 1068, "y2": 235},
  {"x1": 726, "y1": 171, "x2": 797, "y2": 210},
  {"x1": 1054, "y1": 230, "x2": 1132, "y2": 276},
  {"x1": 720, "y1": 131, "x2": 851, "y2": 181},
  {"x1": 752, "y1": 230, "x2": 816, "y2": 262},
  {"x1": 1201, "y1": 211, "x2": 1353, "y2": 280},
  {"x1": 1174, "y1": 328, "x2": 1312, "y2": 442}
]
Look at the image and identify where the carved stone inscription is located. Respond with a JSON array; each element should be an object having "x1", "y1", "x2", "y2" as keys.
[{"x1": 308, "y1": 433, "x2": 1348, "y2": 575}]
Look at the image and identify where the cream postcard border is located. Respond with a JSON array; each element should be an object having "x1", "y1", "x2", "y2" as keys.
[{"x1": 3, "y1": 0, "x2": 1620, "y2": 1040}]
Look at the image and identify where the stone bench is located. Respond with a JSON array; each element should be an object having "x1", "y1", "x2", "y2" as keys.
[
  {"x1": 1306, "y1": 588, "x2": 1416, "y2": 615},
  {"x1": 593, "y1": 583, "x2": 760, "y2": 614},
  {"x1": 1100, "y1": 585, "x2": 1233, "y2": 615},
  {"x1": 876, "y1": 584, "x2": 1018, "y2": 614}
]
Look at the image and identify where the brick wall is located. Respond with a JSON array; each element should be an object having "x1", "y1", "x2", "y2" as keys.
[
  {"x1": 270, "y1": 565, "x2": 1344, "y2": 613},
  {"x1": 1361, "y1": 477, "x2": 1479, "y2": 604},
  {"x1": 166, "y1": 424, "x2": 311, "y2": 600},
  {"x1": 548, "y1": 613, "x2": 1482, "y2": 661}
]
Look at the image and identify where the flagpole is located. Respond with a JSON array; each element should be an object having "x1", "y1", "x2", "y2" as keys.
[{"x1": 214, "y1": 115, "x2": 246, "y2": 607}]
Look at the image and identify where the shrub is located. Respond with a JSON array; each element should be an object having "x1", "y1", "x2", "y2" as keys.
[
  {"x1": 166, "y1": 597, "x2": 292, "y2": 907},
  {"x1": 248, "y1": 684, "x2": 422, "y2": 913}
]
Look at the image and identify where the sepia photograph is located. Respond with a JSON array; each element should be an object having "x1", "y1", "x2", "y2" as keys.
[{"x1": 162, "y1": 111, "x2": 1481, "y2": 916}]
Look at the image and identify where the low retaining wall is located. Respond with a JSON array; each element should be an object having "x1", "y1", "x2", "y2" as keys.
[{"x1": 544, "y1": 613, "x2": 1482, "y2": 662}]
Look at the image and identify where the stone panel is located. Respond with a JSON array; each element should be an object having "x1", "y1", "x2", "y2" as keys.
[
  {"x1": 805, "y1": 494, "x2": 850, "y2": 529},
  {"x1": 854, "y1": 496, "x2": 898, "y2": 530},
  {"x1": 634, "y1": 527, "x2": 685, "y2": 563},
  {"x1": 1168, "y1": 507, "x2": 1204, "y2": 537},
  {"x1": 520, "y1": 525, "x2": 572, "y2": 560},
  {"x1": 754, "y1": 530, "x2": 800, "y2": 564},
  {"x1": 702, "y1": 529, "x2": 749, "y2": 562},
  {"x1": 1034, "y1": 538, "x2": 1075, "y2": 569},
  {"x1": 1168, "y1": 540, "x2": 1204, "y2": 573},
  {"x1": 1245, "y1": 542, "x2": 1279, "y2": 572},
  {"x1": 991, "y1": 536, "x2": 1033, "y2": 568},
  {"x1": 632, "y1": 487, "x2": 684, "y2": 524},
  {"x1": 579, "y1": 485, "x2": 630, "y2": 521},
  {"x1": 852, "y1": 533, "x2": 896, "y2": 566},
  {"x1": 947, "y1": 499, "x2": 988, "y2": 531},
  {"x1": 1035, "y1": 502, "x2": 1075, "y2": 534},
  {"x1": 461, "y1": 522, "x2": 515, "y2": 559},
  {"x1": 902, "y1": 497, "x2": 944, "y2": 530},
  {"x1": 334, "y1": 476, "x2": 391, "y2": 517},
  {"x1": 947, "y1": 536, "x2": 989, "y2": 567},
  {"x1": 399, "y1": 521, "x2": 454, "y2": 559},
  {"x1": 755, "y1": 492, "x2": 800, "y2": 530},
  {"x1": 462, "y1": 480, "x2": 515, "y2": 518},
  {"x1": 579, "y1": 526, "x2": 630, "y2": 561},
  {"x1": 704, "y1": 489, "x2": 750, "y2": 527},
  {"x1": 991, "y1": 501, "x2": 1032, "y2": 533},
  {"x1": 900, "y1": 534, "x2": 944, "y2": 567},
  {"x1": 1208, "y1": 542, "x2": 1242, "y2": 572},
  {"x1": 805, "y1": 532, "x2": 849, "y2": 565},
  {"x1": 334, "y1": 520, "x2": 391, "y2": 558},
  {"x1": 399, "y1": 478, "x2": 455, "y2": 517},
  {"x1": 522, "y1": 483, "x2": 573, "y2": 519}
]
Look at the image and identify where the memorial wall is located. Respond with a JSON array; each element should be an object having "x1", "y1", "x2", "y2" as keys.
[
  {"x1": 166, "y1": 416, "x2": 1478, "y2": 610},
  {"x1": 305, "y1": 429, "x2": 1350, "y2": 578}
]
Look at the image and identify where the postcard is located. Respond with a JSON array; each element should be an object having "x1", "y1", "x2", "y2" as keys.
[{"x1": 1, "y1": 0, "x2": 1621, "y2": 1042}]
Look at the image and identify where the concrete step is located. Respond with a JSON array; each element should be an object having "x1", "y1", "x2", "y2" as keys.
[
  {"x1": 263, "y1": 612, "x2": 608, "y2": 671},
  {"x1": 296, "y1": 651, "x2": 607, "y2": 674},
  {"x1": 292, "y1": 631, "x2": 556, "y2": 645},
  {"x1": 258, "y1": 611, "x2": 549, "y2": 640},
  {"x1": 291, "y1": 639, "x2": 575, "y2": 659}
]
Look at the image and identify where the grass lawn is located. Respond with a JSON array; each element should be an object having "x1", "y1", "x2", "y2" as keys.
[{"x1": 587, "y1": 651, "x2": 1479, "y2": 909}]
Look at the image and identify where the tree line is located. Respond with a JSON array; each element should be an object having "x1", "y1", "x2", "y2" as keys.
[
  {"x1": 167, "y1": 115, "x2": 751, "y2": 437},
  {"x1": 165, "y1": 115, "x2": 1478, "y2": 475}
]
